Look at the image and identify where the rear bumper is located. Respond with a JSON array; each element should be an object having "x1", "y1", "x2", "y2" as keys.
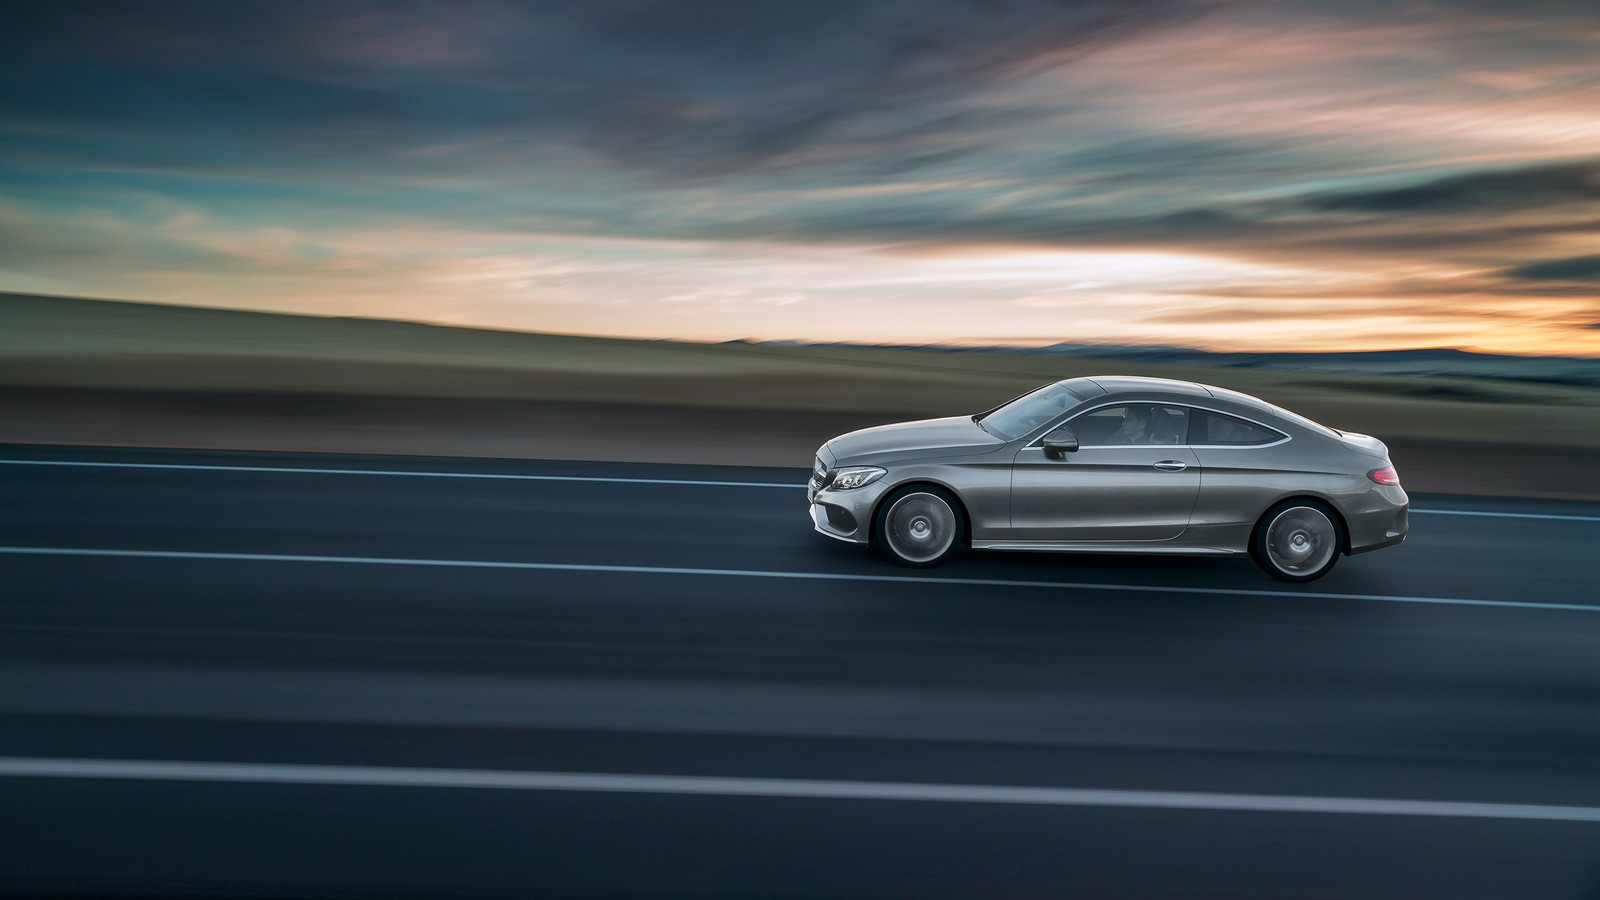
[
  {"x1": 1345, "y1": 486, "x2": 1409, "y2": 555},
  {"x1": 1349, "y1": 525, "x2": 1406, "y2": 555}
]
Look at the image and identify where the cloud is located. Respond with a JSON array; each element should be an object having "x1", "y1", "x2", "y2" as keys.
[
  {"x1": 2, "y1": 0, "x2": 1599, "y2": 355},
  {"x1": 1305, "y1": 161, "x2": 1600, "y2": 213},
  {"x1": 0, "y1": 0, "x2": 1200, "y2": 178},
  {"x1": 1505, "y1": 254, "x2": 1600, "y2": 282},
  {"x1": 660, "y1": 158, "x2": 1600, "y2": 272}
]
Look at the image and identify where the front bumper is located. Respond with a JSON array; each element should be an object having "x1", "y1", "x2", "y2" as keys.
[{"x1": 808, "y1": 468, "x2": 889, "y2": 545}]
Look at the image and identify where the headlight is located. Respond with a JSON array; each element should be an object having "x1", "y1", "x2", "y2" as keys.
[{"x1": 830, "y1": 466, "x2": 886, "y2": 490}]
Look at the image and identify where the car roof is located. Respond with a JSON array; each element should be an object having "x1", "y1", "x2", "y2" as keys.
[
  {"x1": 1076, "y1": 375, "x2": 1215, "y2": 399},
  {"x1": 1061, "y1": 375, "x2": 1282, "y2": 415}
]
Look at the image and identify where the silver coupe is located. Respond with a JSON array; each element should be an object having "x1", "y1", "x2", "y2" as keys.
[{"x1": 808, "y1": 376, "x2": 1407, "y2": 581}]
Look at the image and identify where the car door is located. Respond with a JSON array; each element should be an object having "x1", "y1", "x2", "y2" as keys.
[
  {"x1": 1008, "y1": 404, "x2": 1200, "y2": 542},
  {"x1": 1185, "y1": 407, "x2": 1295, "y2": 531}
]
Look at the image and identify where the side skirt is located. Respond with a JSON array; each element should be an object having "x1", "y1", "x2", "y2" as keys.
[{"x1": 970, "y1": 540, "x2": 1243, "y2": 556}]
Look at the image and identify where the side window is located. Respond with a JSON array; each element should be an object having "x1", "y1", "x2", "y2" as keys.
[
  {"x1": 1193, "y1": 410, "x2": 1283, "y2": 445},
  {"x1": 1071, "y1": 405, "x2": 1189, "y2": 446},
  {"x1": 1070, "y1": 406, "x2": 1130, "y2": 446}
]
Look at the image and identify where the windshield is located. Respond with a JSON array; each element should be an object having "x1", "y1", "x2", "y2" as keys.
[{"x1": 977, "y1": 383, "x2": 1082, "y2": 440}]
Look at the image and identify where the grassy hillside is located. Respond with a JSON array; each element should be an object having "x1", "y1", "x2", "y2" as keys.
[{"x1": 3, "y1": 292, "x2": 1597, "y2": 498}]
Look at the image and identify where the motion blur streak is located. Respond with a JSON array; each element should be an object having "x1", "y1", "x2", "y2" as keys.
[
  {"x1": 1, "y1": 457, "x2": 1593, "y2": 520},
  {"x1": 0, "y1": 458, "x2": 801, "y2": 488},
  {"x1": 1409, "y1": 508, "x2": 1600, "y2": 523},
  {"x1": 3, "y1": 545, "x2": 1598, "y2": 614},
  {"x1": 6, "y1": 758, "x2": 1600, "y2": 823}
]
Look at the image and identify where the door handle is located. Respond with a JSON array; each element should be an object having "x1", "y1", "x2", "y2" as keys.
[{"x1": 1153, "y1": 460, "x2": 1188, "y2": 471}]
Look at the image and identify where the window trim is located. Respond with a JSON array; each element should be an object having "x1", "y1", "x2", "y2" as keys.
[
  {"x1": 1184, "y1": 406, "x2": 1291, "y2": 448},
  {"x1": 1029, "y1": 402, "x2": 1291, "y2": 450}
]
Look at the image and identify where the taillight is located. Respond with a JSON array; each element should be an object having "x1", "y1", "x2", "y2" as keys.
[{"x1": 1368, "y1": 466, "x2": 1400, "y2": 485}]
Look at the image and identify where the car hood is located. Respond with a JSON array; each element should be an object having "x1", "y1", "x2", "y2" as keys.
[{"x1": 825, "y1": 415, "x2": 1005, "y2": 465}]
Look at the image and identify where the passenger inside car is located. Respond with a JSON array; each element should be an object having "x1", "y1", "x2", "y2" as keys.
[{"x1": 1148, "y1": 408, "x2": 1179, "y2": 443}]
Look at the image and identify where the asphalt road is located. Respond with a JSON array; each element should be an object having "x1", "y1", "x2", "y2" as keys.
[{"x1": 1, "y1": 444, "x2": 1598, "y2": 899}]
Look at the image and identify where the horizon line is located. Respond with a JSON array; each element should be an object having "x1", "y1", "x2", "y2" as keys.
[{"x1": 5, "y1": 289, "x2": 1599, "y2": 363}]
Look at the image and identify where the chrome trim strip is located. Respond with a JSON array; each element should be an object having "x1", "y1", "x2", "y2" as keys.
[
  {"x1": 1027, "y1": 401, "x2": 1291, "y2": 450},
  {"x1": 813, "y1": 523, "x2": 862, "y2": 544},
  {"x1": 1186, "y1": 438, "x2": 1291, "y2": 450}
]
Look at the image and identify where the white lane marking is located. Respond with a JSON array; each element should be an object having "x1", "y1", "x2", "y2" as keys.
[
  {"x1": 0, "y1": 459, "x2": 799, "y2": 489},
  {"x1": 2, "y1": 458, "x2": 1594, "y2": 521},
  {"x1": 1409, "y1": 509, "x2": 1600, "y2": 523},
  {"x1": 2, "y1": 757, "x2": 1597, "y2": 823},
  {"x1": 3, "y1": 545, "x2": 1597, "y2": 614}
]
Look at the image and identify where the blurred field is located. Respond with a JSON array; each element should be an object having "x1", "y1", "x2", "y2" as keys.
[{"x1": 3, "y1": 291, "x2": 1597, "y2": 498}]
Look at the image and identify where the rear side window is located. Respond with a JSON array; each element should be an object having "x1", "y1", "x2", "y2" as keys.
[{"x1": 1192, "y1": 410, "x2": 1283, "y2": 445}]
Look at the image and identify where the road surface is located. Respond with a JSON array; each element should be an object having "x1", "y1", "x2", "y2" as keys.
[{"x1": 1, "y1": 445, "x2": 1598, "y2": 898}]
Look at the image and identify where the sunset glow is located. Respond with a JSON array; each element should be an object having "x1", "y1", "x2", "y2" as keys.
[{"x1": 1, "y1": 1, "x2": 1597, "y2": 355}]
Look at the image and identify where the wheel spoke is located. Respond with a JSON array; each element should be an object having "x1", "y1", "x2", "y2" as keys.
[
  {"x1": 1266, "y1": 507, "x2": 1335, "y2": 574},
  {"x1": 885, "y1": 492, "x2": 956, "y2": 564}
]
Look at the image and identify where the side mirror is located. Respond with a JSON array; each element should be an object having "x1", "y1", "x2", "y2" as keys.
[{"x1": 1042, "y1": 429, "x2": 1079, "y2": 459}]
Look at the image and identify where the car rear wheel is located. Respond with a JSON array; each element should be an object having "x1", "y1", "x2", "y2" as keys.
[
  {"x1": 874, "y1": 485, "x2": 964, "y2": 567},
  {"x1": 1252, "y1": 500, "x2": 1343, "y2": 582}
]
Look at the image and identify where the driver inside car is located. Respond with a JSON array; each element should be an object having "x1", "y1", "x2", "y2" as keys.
[{"x1": 1109, "y1": 407, "x2": 1152, "y2": 444}]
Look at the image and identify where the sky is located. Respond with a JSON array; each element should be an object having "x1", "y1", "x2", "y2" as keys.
[{"x1": 1, "y1": 0, "x2": 1597, "y2": 355}]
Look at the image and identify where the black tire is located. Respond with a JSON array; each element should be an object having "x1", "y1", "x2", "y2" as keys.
[
  {"x1": 1251, "y1": 499, "x2": 1344, "y2": 582},
  {"x1": 872, "y1": 484, "x2": 965, "y2": 568}
]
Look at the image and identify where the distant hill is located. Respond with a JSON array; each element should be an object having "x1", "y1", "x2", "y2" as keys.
[
  {"x1": 726, "y1": 341, "x2": 1600, "y2": 388},
  {"x1": 4, "y1": 290, "x2": 1596, "y2": 387}
]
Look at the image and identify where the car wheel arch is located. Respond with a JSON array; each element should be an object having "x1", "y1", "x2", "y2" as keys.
[
  {"x1": 869, "y1": 479, "x2": 973, "y2": 548},
  {"x1": 1252, "y1": 494, "x2": 1351, "y2": 556}
]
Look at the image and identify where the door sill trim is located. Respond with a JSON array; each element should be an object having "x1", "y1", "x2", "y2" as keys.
[{"x1": 971, "y1": 540, "x2": 1240, "y2": 555}]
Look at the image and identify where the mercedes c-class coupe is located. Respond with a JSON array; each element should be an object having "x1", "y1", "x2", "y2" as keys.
[{"x1": 808, "y1": 376, "x2": 1407, "y2": 581}]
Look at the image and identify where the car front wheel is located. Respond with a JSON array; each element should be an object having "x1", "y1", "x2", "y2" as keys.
[
  {"x1": 1251, "y1": 500, "x2": 1344, "y2": 582},
  {"x1": 873, "y1": 485, "x2": 964, "y2": 568}
]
